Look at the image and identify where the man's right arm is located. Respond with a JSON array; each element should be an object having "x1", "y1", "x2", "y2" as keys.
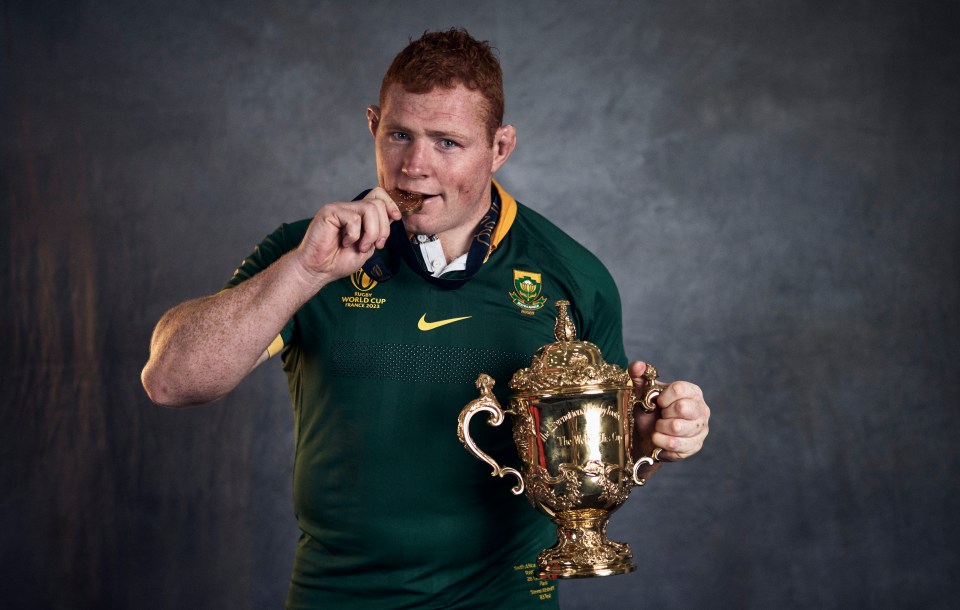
[
  {"x1": 141, "y1": 189, "x2": 401, "y2": 408},
  {"x1": 141, "y1": 251, "x2": 322, "y2": 407}
]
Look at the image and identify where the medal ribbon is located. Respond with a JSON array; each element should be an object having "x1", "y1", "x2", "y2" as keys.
[{"x1": 360, "y1": 188, "x2": 502, "y2": 288}]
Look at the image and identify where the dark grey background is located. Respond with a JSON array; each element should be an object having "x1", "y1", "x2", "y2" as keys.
[{"x1": 3, "y1": 1, "x2": 958, "y2": 608}]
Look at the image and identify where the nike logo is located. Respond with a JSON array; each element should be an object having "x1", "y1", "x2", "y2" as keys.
[{"x1": 418, "y1": 314, "x2": 472, "y2": 331}]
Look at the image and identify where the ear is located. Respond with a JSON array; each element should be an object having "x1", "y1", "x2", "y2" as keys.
[
  {"x1": 490, "y1": 124, "x2": 517, "y2": 173},
  {"x1": 366, "y1": 105, "x2": 381, "y2": 139}
]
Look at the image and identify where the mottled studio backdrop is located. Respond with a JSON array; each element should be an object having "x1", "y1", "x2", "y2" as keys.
[{"x1": 2, "y1": 1, "x2": 958, "y2": 608}]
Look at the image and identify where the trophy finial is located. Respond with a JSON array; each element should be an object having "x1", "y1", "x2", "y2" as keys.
[
  {"x1": 475, "y1": 373, "x2": 496, "y2": 397},
  {"x1": 554, "y1": 300, "x2": 577, "y2": 342}
]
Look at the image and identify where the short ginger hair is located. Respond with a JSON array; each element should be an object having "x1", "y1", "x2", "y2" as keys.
[{"x1": 380, "y1": 28, "x2": 504, "y2": 139}]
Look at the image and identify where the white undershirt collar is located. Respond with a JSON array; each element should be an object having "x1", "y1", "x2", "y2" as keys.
[{"x1": 413, "y1": 234, "x2": 468, "y2": 277}]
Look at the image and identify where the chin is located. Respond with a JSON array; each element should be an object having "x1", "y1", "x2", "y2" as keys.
[{"x1": 401, "y1": 216, "x2": 431, "y2": 234}]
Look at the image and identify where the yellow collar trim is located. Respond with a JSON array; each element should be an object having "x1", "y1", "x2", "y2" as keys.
[{"x1": 488, "y1": 179, "x2": 517, "y2": 260}]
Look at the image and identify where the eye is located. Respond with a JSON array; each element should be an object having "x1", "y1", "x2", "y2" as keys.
[
  {"x1": 439, "y1": 139, "x2": 459, "y2": 149},
  {"x1": 391, "y1": 132, "x2": 410, "y2": 142}
]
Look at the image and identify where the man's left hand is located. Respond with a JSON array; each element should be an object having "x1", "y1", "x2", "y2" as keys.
[{"x1": 629, "y1": 360, "x2": 710, "y2": 462}]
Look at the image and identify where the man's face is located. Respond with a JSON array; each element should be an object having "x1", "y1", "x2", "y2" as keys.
[{"x1": 368, "y1": 84, "x2": 514, "y2": 245}]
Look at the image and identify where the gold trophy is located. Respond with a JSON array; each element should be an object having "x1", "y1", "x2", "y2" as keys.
[{"x1": 457, "y1": 300, "x2": 666, "y2": 578}]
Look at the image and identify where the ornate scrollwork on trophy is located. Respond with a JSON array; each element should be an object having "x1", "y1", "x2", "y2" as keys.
[
  {"x1": 537, "y1": 511, "x2": 633, "y2": 569},
  {"x1": 587, "y1": 461, "x2": 633, "y2": 507},
  {"x1": 509, "y1": 301, "x2": 633, "y2": 396},
  {"x1": 507, "y1": 399, "x2": 535, "y2": 470},
  {"x1": 526, "y1": 465, "x2": 583, "y2": 511},
  {"x1": 508, "y1": 352, "x2": 631, "y2": 396}
]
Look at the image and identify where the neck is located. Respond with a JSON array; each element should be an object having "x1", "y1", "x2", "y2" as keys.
[
  {"x1": 433, "y1": 185, "x2": 494, "y2": 263},
  {"x1": 436, "y1": 235, "x2": 471, "y2": 264}
]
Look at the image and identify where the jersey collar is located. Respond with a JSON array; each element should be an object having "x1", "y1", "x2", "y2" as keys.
[{"x1": 361, "y1": 181, "x2": 518, "y2": 287}]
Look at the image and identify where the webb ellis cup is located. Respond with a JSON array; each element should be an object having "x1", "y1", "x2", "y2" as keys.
[{"x1": 458, "y1": 300, "x2": 666, "y2": 578}]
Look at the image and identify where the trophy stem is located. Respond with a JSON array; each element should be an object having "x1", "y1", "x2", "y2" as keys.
[{"x1": 537, "y1": 509, "x2": 637, "y2": 579}]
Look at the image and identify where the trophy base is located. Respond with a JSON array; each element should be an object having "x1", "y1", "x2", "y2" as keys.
[{"x1": 537, "y1": 509, "x2": 636, "y2": 579}]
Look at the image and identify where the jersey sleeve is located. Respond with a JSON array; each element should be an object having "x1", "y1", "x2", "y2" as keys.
[
  {"x1": 223, "y1": 221, "x2": 307, "y2": 356},
  {"x1": 578, "y1": 265, "x2": 628, "y2": 368}
]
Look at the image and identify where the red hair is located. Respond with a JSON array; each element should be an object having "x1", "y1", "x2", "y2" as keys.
[{"x1": 380, "y1": 28, "x2": 504, "y2": 139}]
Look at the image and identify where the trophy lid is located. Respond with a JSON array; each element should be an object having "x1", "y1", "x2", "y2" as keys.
[{"x1": 509, "y1": 300, "x2": 631, "y2": 395}]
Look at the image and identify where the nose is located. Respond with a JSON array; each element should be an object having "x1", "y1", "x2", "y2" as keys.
[{"x1": 401, "y1": 140, "x2": 430, "y2": 178}]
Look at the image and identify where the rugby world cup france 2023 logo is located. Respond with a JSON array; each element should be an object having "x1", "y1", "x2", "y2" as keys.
[{"x1": 509, "y1": 270, "x2": 548, "y2": 314}]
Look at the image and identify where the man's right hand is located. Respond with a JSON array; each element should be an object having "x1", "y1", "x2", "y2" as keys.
[{"x1": 293, "y1": 187, "x2": 402, "y2": 286}]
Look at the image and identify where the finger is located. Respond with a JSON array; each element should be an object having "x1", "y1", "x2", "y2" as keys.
[
  {"x1": 654, "y1": 409, "x2": 708, "y2": 438},
  {"x1": 648, "y1": 430, "x2": 705, "y2": 461},
  {"x1": 354, "y1": 201, "x2": 388, "y2": 253},
  {"x1": 656, "y1": 380, "x2": 704, "y2": 408},
  {"x1": 360, "y1": 189, "x2": 399, "y2": 249},
  {"x1": 368, "y1": 186, "x2": 403, "y2": 221},
  {"x1": 651, "y1": 416, "x2": 708, "y2": 455},
  {"x1": 657, "y1": 395, "x2": 709, "y2": 423},
  {"x1": 337, "y1": 208, "x2": 364, "y2": 249},
  {"x1": 371, "y1": 195, "x2": 393, "y2": 250}
]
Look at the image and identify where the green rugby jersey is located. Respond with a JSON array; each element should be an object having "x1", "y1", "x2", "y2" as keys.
[{"x1": 228, "y1": 183, "x2": 627, "y2": 609}]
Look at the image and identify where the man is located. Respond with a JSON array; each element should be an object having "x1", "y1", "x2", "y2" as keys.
[{"x1": 142, "y1": 28, "x2": 710, "y2": 609}]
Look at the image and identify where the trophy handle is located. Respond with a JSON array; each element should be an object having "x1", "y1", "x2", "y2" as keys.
[
  {"x1": 631, "y1": 447, "x2": 664, "y2": 486},
  {"x1": 631, "y1": 363, "x2": 668, "y2": 485},
  {"x1": 457, "y1": 374, "x2": 525, "y2": 495},
  {"x1": 633, "y1": 363, "x2": 668, "y2": 414}
]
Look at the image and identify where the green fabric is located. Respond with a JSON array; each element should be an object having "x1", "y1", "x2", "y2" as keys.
[{"x1": 228, "y1": 195, "x2": 626, "y2": 609}]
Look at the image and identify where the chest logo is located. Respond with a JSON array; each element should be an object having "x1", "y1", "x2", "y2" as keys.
[
  {"x1": 418, "y1": 314, "x2": 472, "y2": 331},
  {"x1": 343, "y1": 269, "x2": 387, "y2": 310},
  {"x1": 509, "y1": 270, "x2": 548, "y2": 314}
]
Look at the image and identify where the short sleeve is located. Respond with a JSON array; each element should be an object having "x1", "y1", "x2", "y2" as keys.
[{"x1": 223, "y1": 220, "x2": 310, "y2": 356}]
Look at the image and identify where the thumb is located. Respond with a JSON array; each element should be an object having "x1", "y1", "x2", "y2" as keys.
[{"x1": 628, "y1": 360, "x2": 649, "y2": 391}]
